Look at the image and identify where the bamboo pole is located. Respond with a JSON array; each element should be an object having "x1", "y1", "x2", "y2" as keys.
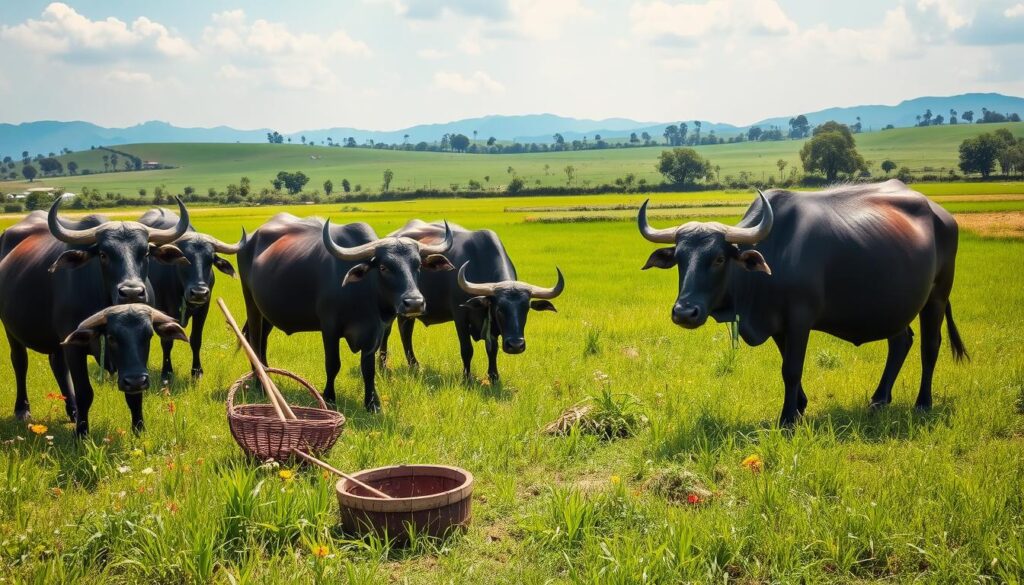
[
  {"x1": 292, "y1": 449, "x2": 393, "y2": 499},
  {"x1": 217, "y1": 298, "x2": 297, "y2": 420}
]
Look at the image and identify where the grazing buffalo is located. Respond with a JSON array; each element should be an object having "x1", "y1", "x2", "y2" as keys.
[
  {"x1": 63, "y1": 305, "x2": 189, "y2": 398},
  {"x1": 138, "y1": 208, "x2": 242, "y2": 383},
  {"x1": 380, "y1": 220, "x2": 564, "y2": 381},
  {"x1": 237, "y1": 214, "x2": 454, "y2": 411},
  {"x1": 637, "y1": 180, "x2": 966, "y2": 425},
  {"x1": 0, "y1": 198, "x2": 190, "y2": 435}
]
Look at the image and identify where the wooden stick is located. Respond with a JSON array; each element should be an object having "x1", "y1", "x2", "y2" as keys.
[
  {"x1": 217, "y1": 298, "x2": 297, "y2": 421},
  {"x1": 292, "y1": 449, "x2": 394, "y2": 499}
]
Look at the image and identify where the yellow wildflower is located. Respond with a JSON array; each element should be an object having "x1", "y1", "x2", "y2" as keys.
[
  {"x1": 741, "y1": 454, "x2": 763, "y2": 473},
  {"x1": 311, "y1": 544, "x2": 329, "y2": 558},
  {"x1": 29, "y1": 424, "x2": 48, "y2": 435},
  {"x1": 278, "y1": 469, "x2": 295, "y2": 481}
]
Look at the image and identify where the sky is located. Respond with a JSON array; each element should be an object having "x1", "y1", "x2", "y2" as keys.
[{"x1": 0, "y1": 0, "x2": 1022, "y2": 132}]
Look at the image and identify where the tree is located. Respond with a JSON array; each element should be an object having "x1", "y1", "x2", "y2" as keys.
[
  {"x1": 450, "y1": 134, "x2": 470, "y2": 152},
  {"x1": 323, "y1": 180, "x2": 333, "y2": 196},
  {"x1": 641, "y1": 131, "x2": 652, "y2": 144},
  {"x1": 341, "y1": 178, "x2": 351, "y2": 193},
  {"x1": 39, "y1": 157, "x2": 62, "y2": 176},
  {"x1": 138, "y1": 188, "x2": 147, "y2": 198},
  {"x1": 629, "y1": 132, "x2": 639, "y2": 144},
  {"x1": 184, "y1": 185, "x2": 195, "y2": 198},
  {"x1": 663, "y1": 125, "x2": 679, "y2": 145},
  {"x1": 881, "y1": 159, "x2": 898, "y2": 175},
  {"x1": 799, "y1": 121, "x2": 866, "y2": 182},
  {"x1": 487, "y1": 136, "x2": 496, "y2": 146},
  {"x1": 563, "y1": 165, "x2": 576, "y2": 186},
  {"x1": 67, "y1": 161, "x2": 78, "y2": 175},
  {"x1": 949, "y1": 109, "x2": 958, "y2": 125},
  {"x1": 276, "y1": 171, "x2": 309, "y2": 194},
  {"x1": 958, "y1": 133, "x2": 1003, "y2": 178},
  {"x1": 109, "y1": 153, "x2": 119, "y2": 171},
  {"x1": 382, "y1": 168, "x2": 394, "y2": 192},
  {"x1": 962, "y1": 110, "x2": 974, "y2": 123},
  {"x1": 776, "y1": 159, "x2": 787, "y2": 180},
  {"x1": 748, "y1": 126, "x2": 763, "y2": 142},
  {"x1": 656, "y1": 148, "x2": 712, "y2": 186},
  {"x1": 21, "y1": 164, "x2": 37, "y2": 182},
  {"x1": 788, "y1": 115, "x2": 810, "y2": 139},
  {"x1": 506, "y1": 176, "x2": 525, "y2": 194},
  {"x1": 102, "y1": 154, "x2": 109, "y2": 172}
]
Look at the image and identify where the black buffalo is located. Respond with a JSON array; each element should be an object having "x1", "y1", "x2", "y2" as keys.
[
  {"x1": 637, "y1": 180, "x2": 966, "y2": 425},
  {"x1": 237, "y1": 214, "x2": 454, "y2": 411},
  {"x1": 63, "y1": 305, "x2": 190, "y2": 395},
  {"x1": 380, "y1": 220, "x2": 563, "y2": 381},
  {"x1": 0, "y1": 199, "x2": 190, "y2": 435},
  {"x1": 138, "y1": 208, "x2": 242, "y2": 383}
]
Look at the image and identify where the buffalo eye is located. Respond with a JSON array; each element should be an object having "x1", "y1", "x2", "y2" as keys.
[
  {"x1": 379, "y1": 264, "x2": 389, "y2": 273},
  {"x1": 99, "y1": 251, "x2": 108, "y2": 261},
  {"x1": 713, "y1": 254, "x2": 726, "y2": 267}
]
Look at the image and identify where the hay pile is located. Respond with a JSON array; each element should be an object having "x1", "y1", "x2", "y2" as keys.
[{"x1": 542, "y1": 390, "x2": 648, "y2": 439}]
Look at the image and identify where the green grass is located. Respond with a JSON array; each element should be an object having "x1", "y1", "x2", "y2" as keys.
[
  {"x1": 0, "y1": 190, "x2": 1022, "y2": 583},
  {"x1": 3, "y1": 122, "x2": 1023, "y2": 197}
]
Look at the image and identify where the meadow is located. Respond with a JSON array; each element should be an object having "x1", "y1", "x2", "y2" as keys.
[
  {"x1": 0, "y1": 188, "x2": 1022, "y2": 583},
  {"x1": 4, "y1": 122, "x2": 1024, "y2": 198}
]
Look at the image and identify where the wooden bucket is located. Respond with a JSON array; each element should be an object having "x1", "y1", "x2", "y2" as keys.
[{"x1": 336, "y1": 464, "x2": 474, "y2": 542}]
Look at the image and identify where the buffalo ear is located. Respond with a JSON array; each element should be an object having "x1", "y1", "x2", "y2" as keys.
[
  {"x1": 422, "y1": 254, "x2": 454, "y2": 272},
  {"x1": 151, "y1": 244, "x2": 190, "y2": 266},
  {"x1": 49, "y1": 249, "x2": 95, "y2": 272},
  {"x1": 212, "y1": 256, "x2": 236, "y2": 277},
  {"x1": 62, "y1": 327, "x2": 98, "y2": 346},
  {"x1": 460, "y1": 296, "x2": 490, "y2": 310},
  {"x1": 642, "y1": 248, "x2": 677, "y2": 270},
  {"x1": 736, "y1": 250, "x2": 772, "y2": 275},
  {"x1": 342, "y1": 262, "x2": 372, "y2": 287},
  {"x1": 154, "y1": 321, "x2": 189, "y2": 343},
  {"x1": 530, "y1": 300, "x2": 557, "y2": 313}
]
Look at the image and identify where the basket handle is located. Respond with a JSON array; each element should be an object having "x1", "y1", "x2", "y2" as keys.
[{"x1": 226, "y1": 368, "x2": 329, "y2": 413}]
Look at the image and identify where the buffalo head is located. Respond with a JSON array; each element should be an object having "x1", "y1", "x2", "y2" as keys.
[
  {"x1": 62, "y1": 304, "x2": 189, "y2": 394},
  {"x1": 48, "y1": 197, "x2": 191, "y2": 304},
  {"x1": 456, "y1": 262, "x2": 564, "y2": 354},
  {"x1": 169, "y1": 231, "x2": 244, "y2": 306},
  {"x1": 638, "y1": 191, "x2": 773, "y2": 328},
  {"x1": 322, "y1": 220, "x2": 455, "y2": 317}
]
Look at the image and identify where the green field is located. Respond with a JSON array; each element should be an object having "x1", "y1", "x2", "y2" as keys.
[
  {"x1": 4, "y1": 122, "x2": 1024, "y2": 198},
  {"x1": 0, "y1": 190, "x2": 1023, "y2": 583}
]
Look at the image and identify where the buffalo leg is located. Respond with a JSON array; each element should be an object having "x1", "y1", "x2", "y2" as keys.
[
  {"x1": 322, "y1": 333, "x2": 340, "y2": 404},
  {"x1": 160, "y1": 336, "x2": 175, "y2": 385},
  {"x1": 48, "y1": 352, "x2": 76, "y2": 421},
  {"x1": 9, "y1": 334, "x2": 30, "y2": 420},
  {"x1": 360, "y1": 350, "x2": 381, "y2": 412},
  {"x1": 66, "y1": 348, "x2": 94, "y2": 437},
  {"x1": 772, "y1": 334, "x2": 807, "y2": 415},
  {"x1": 779, "y1": 327, "x2": 809, "y2": 426},
  {"x1": 189, "y1": 303, "x2": 209, "y2": 379},
  {"x1": 869, "y1": 327, "x2": 914, "y2": 408},
  {"x1": 259, "y1": 319, "x2": 273, "y2": 366},
  {"x1": 485, "y1": 335, "x2": 499, "y2": 382},
  {"x1": 124, "y1": 392, "x2": 144, "y2": 434},
  {"x1": 454, "y1": 317, "x2": 474, "y2": 380},
  {"x1": 916, "y1": 299, "x2": 946, "y2": 410},
  {"x1": 397, "y1": 317, "x2": 419, "y2": 369},
  {"x1": 379, "y1": 322, "x2": 392, "y2": 368}
]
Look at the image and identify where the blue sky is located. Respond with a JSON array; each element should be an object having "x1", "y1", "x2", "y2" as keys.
[{"x1": 1, "y1": 1, "x2": 1022, "y2": 131}]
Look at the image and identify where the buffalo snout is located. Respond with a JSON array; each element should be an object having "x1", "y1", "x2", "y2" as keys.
[
  {"x1": 503, "y1": 337, "x2": 526, "y2": 354},
  {"x1": 187, "y1": 284, "x2": 211, "y2": 304},
  {"x1": 117, "y1": 282, "x2": 147, "y2": 303},
  {"x1": 400, "y1": 296, "x2": 426, "y2": 316},
  {"x1": 672, "y1": 302, "x2": 706, "y2": 328},
  {"x1": 119, "y1": 372, "x2": 150, "y2": 394}
]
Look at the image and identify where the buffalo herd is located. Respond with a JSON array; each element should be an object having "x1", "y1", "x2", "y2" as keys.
[{"x1": 0, "y1": 179, "x2": 965, "y2": 436}]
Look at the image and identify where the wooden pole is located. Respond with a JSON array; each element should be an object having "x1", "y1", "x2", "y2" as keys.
[
  {"x1": 292, "y1": 449, "x2": 393, "y2": 499},
  {"x1": 217, "y1": 298, "x2": 297, "y2": 421}
]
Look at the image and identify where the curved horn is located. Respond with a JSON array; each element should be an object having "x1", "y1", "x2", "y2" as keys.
[
  {"x1": 144, "y1": 305, "x2": 180, "y2": 326},
  {"x1": 724, "y1": 190, "x2": 774, "y2": 245},
  {"x1": 322, "y1": 219, "x2": 378, "y2": 261},
  {"x1": 637, "y1": 199, "x2": 678, "y2": 244},
  {"x1": 525, "y1": 267, "x2": 564, "y2": 300},
  {"x1": 457, "y1": 262, "x2": 498, "y2": 296},
  {"x1": 202, "y1": 230, "x2": 244, "y2": 255},
  {"x1": 417, "y1": 221, "x2": 453, "y2": 255},
  {"x1": 144, "y1": 197, "x2": 190, "y2": 245},
  {"x1": 76, "y1": 306, "x2": 113, "y2": 330},
  {"x1": 48, "y1": 197, "x2": 101, "y2": 244}
]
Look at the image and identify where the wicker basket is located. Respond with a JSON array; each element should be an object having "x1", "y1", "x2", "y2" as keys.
[{"x1": 227, "y1": 367, "x2": 346, "y2": 461}]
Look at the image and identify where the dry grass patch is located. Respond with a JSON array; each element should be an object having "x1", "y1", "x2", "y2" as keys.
[{"x1": 955, "y1": 211, "x2": 1024, "y2": 239}]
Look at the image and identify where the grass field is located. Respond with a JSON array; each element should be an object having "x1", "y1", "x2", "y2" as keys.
[
  {"x1": 3, "y1": 122, "x2": 1024, "y2": 198},
  {"x1": 0, "y1": 188, "x2": 1023, "y2": 583}
]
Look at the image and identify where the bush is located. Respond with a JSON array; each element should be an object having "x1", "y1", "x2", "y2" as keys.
[
  {"x1": 4, "y1": 202, "x2": 24, "y2": 213},
  {"x1": 506, "y1": 177, "x2": 525, "y2": 194}
]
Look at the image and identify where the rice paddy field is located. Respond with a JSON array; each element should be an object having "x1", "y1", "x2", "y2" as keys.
[{"x1": 0, "y1": 187, "x2": 1023, "y2": 583}]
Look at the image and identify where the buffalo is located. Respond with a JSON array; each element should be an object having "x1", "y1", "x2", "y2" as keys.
[
  {"x1": 237, "y1": 214, "x2": 454, "y2": 411},
  {"x1": 138, "y1": 208, "x2": 242, "y2": 383},
  {"x1": 637, "y1": 180, "x2": 966, "y2": 425},
  {"x1": 380, "y1": 220, "x2": 563, "y2": 381},
  {"x1": 0, "y1": 198, "x2": 190, "y2": 435}
]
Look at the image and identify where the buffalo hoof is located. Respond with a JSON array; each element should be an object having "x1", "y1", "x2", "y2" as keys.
[
  {"x1": 487, "y1": 372, "x2": 500, "y2": 384},
  {"x1": 65, "y1": 405, "x2": 77, "y2": 422},
  {"x1": 378, "y1": 353, "x2": 389, "y2": 369},
  {"x1": 868, "y1": 400, "x2": 890, "y2": 411},
  {"x1": 364, "y1": 399, "x2": 382, "y2": 413},
  {"x1": 778, "y1": 412, "x2": 801, "y2": 428},
  {"x1": 14, "y1": 409, "x2": 31, "y2": 421},
  {"x1": 914, "y1": 401, "x2": 932, "y2": 412},
  {"x1": 191, "y1": 368, "x2": 204, "y2": 380}
]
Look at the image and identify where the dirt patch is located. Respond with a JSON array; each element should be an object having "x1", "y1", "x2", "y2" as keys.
[
  {"x1": 644, "y1": 467, "x2": 712, "y2": 504},
  {"x1": 932, "y1": 194, "x2": 1024, "y2": 202},
  {"x1": 954, "y1": 212, "x2": 1024, "y2": 239}
]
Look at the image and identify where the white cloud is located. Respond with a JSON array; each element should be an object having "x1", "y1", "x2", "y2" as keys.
[
  {"x1": 201, "y1": 10, "x2": 370, "y2": 91},
  {"x1": 417, "y1": 48, "x2": 450, "y2": 59},
  {"x1": 916, "y1": 0, "x2": 970, "y2": 30},
  {"x1": 659, "y1": 56, "x2": 700, "y2": 72},
  {"x1": 103, "y1": 70, "x2": 153, "y2": 84},
  {"x1": 630, "y1": 0, "x2": 795, "y2": 43},
  {"x1": 1007, "y1": 3, "x2": 1024, "y2": 17},
  {"x1": 799, "y1": 6, "x2": 920, "y2": 63},
  {"x1": 432, "y1": 70, "x2": 505, "y2": 94},
  {"x1": 509, "y1": 0, "x2": 594, "y2": 40},
  {"x1": 0, "y1": 2, "x2": 196, "y2": 61}
]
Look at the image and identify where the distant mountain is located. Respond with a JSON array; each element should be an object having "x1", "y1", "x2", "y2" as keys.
[{"x1": 2, "y1": 93, "x2": 1022, "y2": 156}]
